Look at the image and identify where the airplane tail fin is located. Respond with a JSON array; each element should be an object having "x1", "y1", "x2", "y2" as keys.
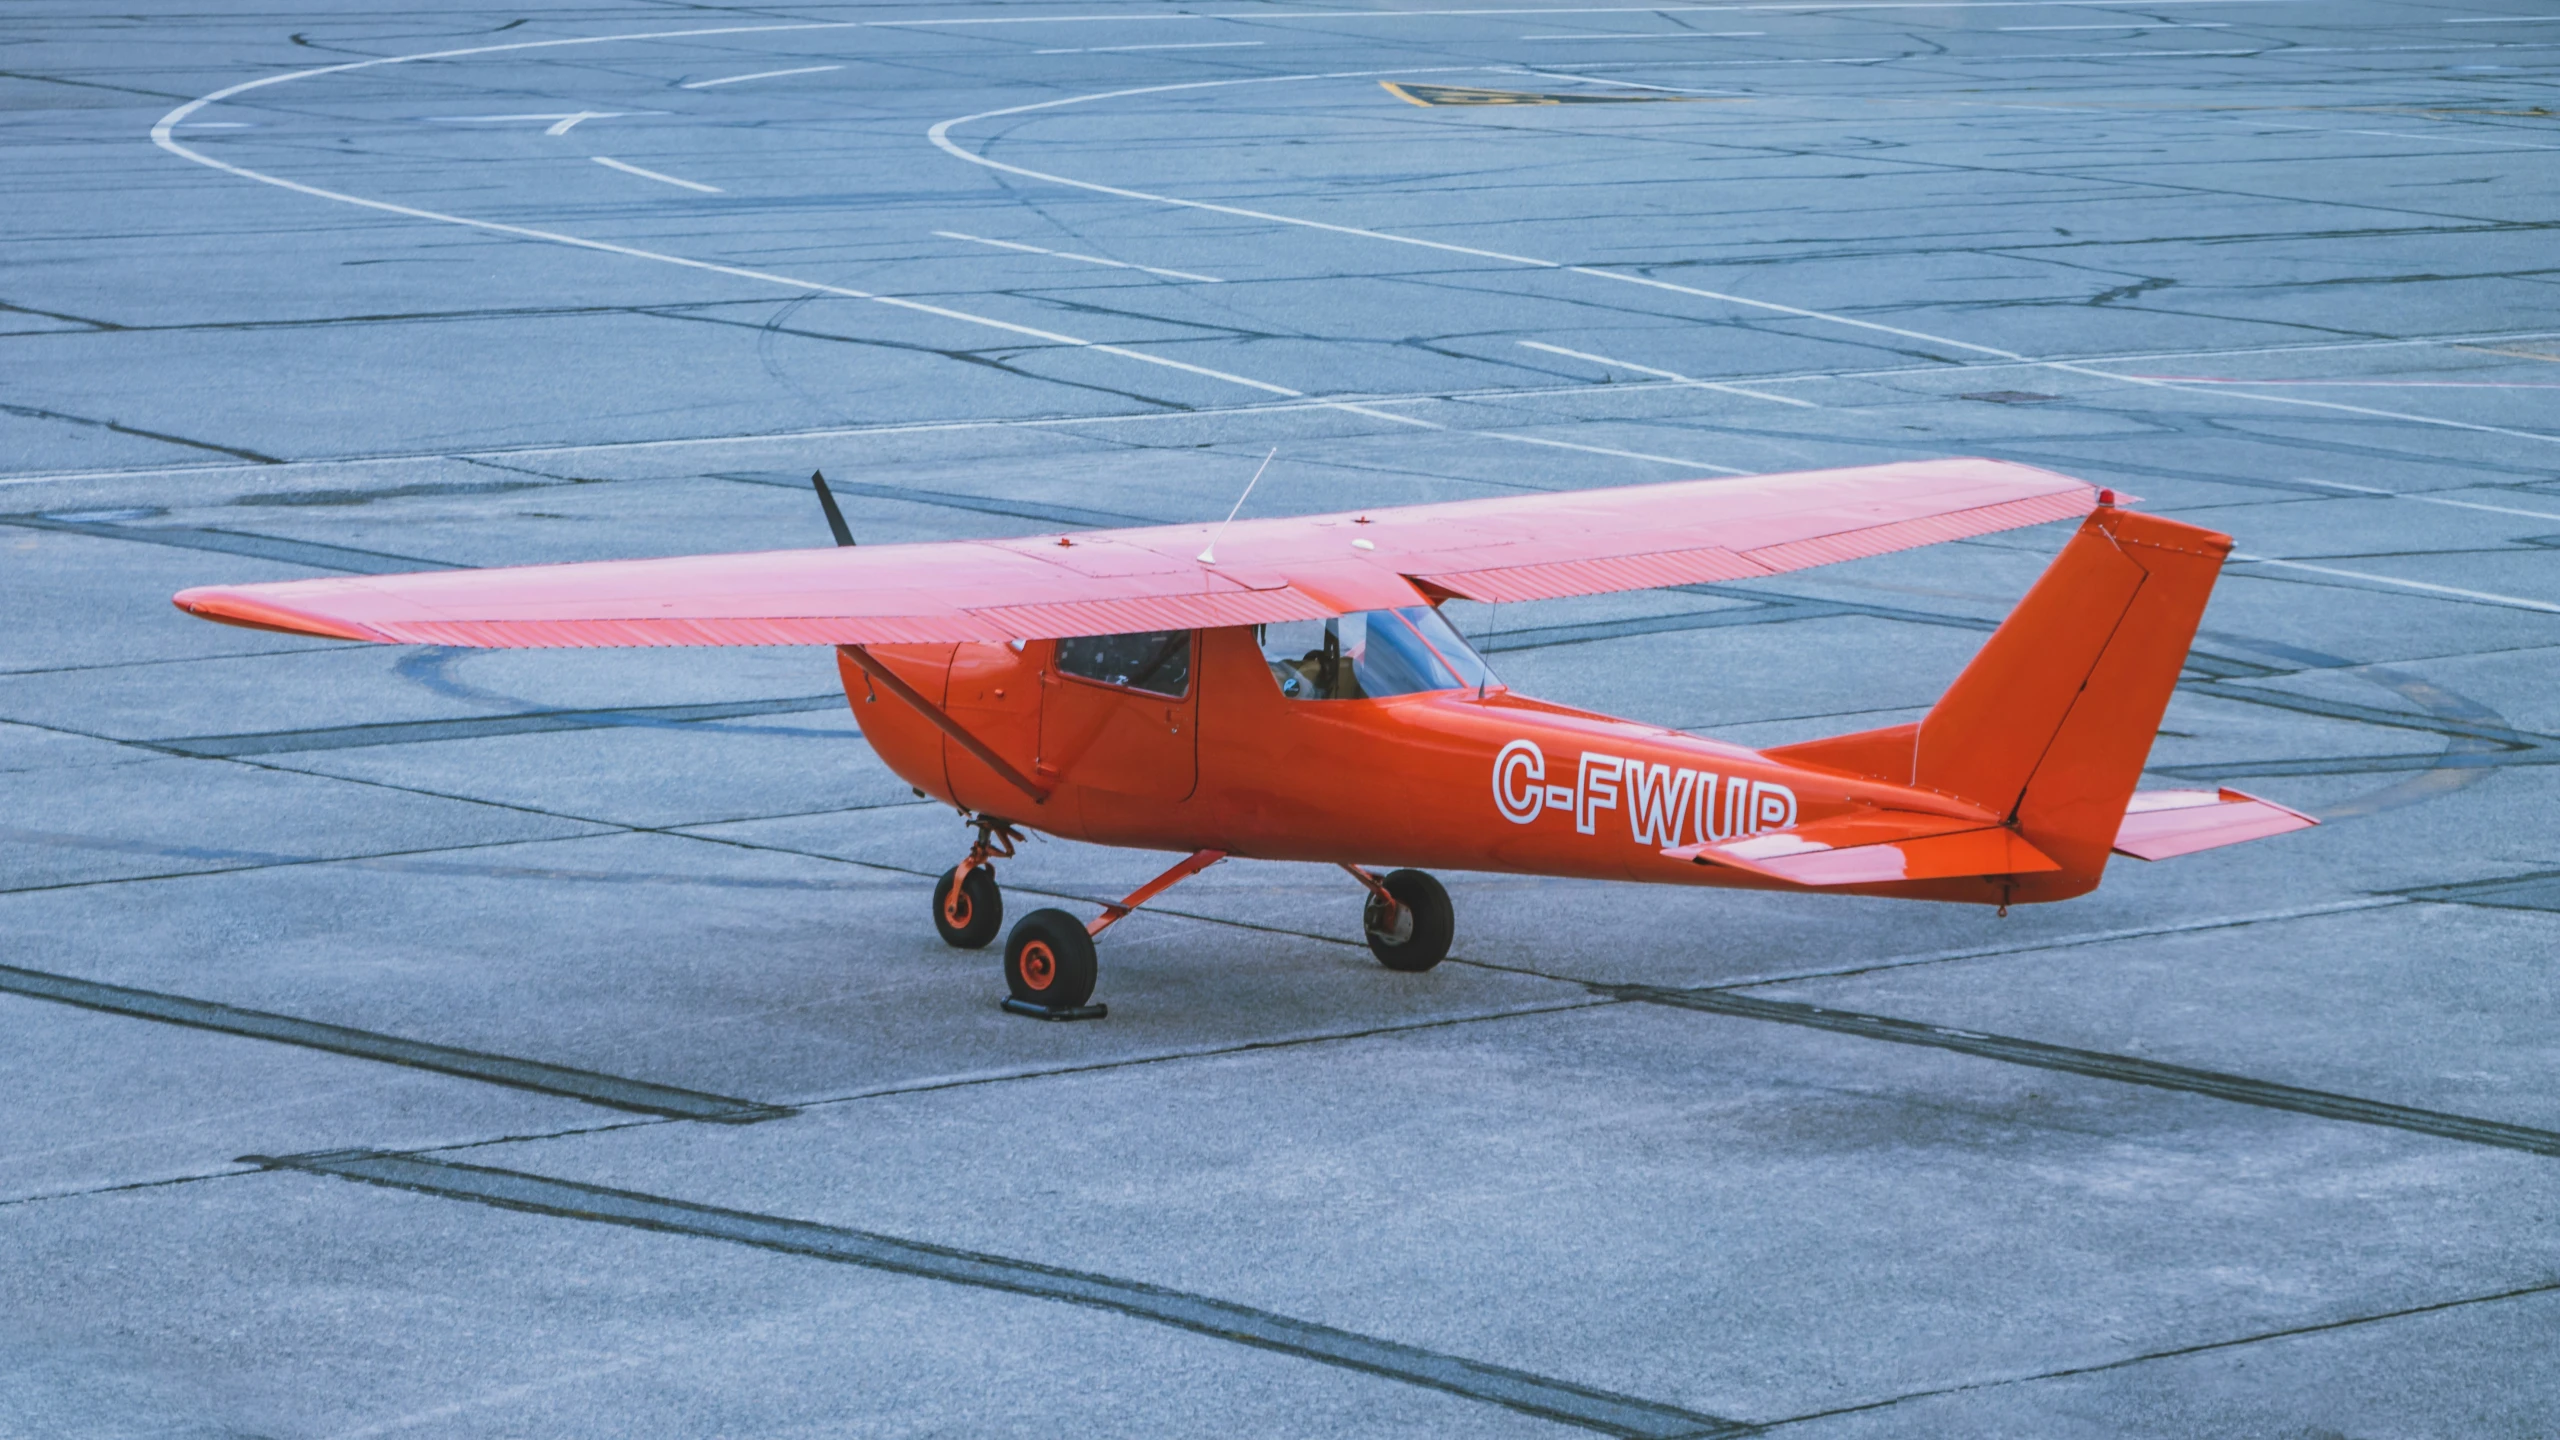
[{"x1": 1768, "y1": 503, "x2": 2232, "y2": 887}]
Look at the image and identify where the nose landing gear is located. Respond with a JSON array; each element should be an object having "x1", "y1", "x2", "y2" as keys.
[{"x1": 933, "y1": 818, "x2": 1019, "y2": 950}]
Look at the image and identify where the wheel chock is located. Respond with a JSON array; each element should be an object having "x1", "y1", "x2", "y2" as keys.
[{"x1": 1000, "y1": 998, "x2": 1108, "y2": 1022}]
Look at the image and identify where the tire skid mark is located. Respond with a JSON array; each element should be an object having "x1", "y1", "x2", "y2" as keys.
[{"x1": 250, "y1": 1149, "x2": 1751, "y2": 1439}]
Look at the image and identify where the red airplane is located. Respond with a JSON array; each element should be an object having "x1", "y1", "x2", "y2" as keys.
[{"x1": 174, "y1": 458, "x2": 2312, "y2": 1018}]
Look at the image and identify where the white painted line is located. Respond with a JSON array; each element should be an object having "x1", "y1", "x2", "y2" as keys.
[
  {"x1": 545, "y1": 112, "x2": 617, "y2": 136},
  {"x1": 930, "y1": 73, "x2": 2560, "y2": 454},
  {"x1": 430, "y1": 112, "x2": 626, "y2": 125},
  {"x1": 1998, "y1": 21, "x2": 2232, "y2": 28},
  {"x1": 2290, "y1": 479, "x2": 2560, "y2": 524},
  {"x1": 2229, "y1": 554, "x2": 2560, "y2": 615},
  {"x1": 1519, "y1": 31, "x2": 1767, "y2": 39},
  {"x1": 1482, "y1": 432, "x2": 1751, "y2": 474},
  {"x1": 681, "y1": 65, "x2": 842, "y2": 88},
  {"x1": 2129, "y1": 377, "x2": 2560, "y2": 389},
  {"x1": 934, "y1": 231, "x2": 1221, "y2": 283},
  {"x1": 26, "y1": 327, "x2": 2560, "y2": 494},
  {"x1": 150, "y1": 52, "x2": 1476, "y2": 414},
  {"x1": 179, "y1": 121, "x2": 251, "y2": 129},
  {"x1": 1520, "y1": 340, "x2": 1816, "y2": 407},
  {"x1": 2072, "y1": 368, "x2": 2560, "y2": 446},
  {"x1": 1034, "y1": 41, "x2": 1266, "y2": 54},
  {"x1": 591, "y1": 156, "x2": 723, "y2": 193},
  {"x1": 160, "y1": 24, "x2": 2527, "y2": 502},
  {"x1": 1335, "y1": 403, "x2": 1445, "y2": 430}
]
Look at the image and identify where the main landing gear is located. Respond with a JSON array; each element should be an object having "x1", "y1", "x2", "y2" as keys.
[
  {"x1": 932, "y1": 821, "x2": 1455, "y2": 1016},
  {"x1": 1345, "y1": 864, "x2": 1453, "y2": 972}
]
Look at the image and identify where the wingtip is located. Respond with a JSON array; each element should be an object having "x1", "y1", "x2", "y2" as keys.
[{"x1": 172, "y1": 586, "x2": 386, "y2": 642}]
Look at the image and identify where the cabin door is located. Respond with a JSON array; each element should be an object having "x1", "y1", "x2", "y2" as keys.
[{"x1": 1039, "y1": 630, "x2": 1198, "y2": 801}]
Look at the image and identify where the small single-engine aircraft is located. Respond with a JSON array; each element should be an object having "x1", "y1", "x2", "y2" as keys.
[{"x1": 175, "y1": 458, "x2": 2312, "y2": 1018}]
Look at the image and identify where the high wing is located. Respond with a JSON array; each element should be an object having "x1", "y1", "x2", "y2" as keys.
[{"x1": 171, "y1": 457, "x2": 2096, "y2": 648}]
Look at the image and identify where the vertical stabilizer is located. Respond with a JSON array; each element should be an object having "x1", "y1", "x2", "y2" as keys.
[{"x1": 1913, "y1": 505, "x2": 2232, "y2": 880}]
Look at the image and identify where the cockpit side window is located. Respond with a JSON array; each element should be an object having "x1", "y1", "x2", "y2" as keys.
[
  {"x1": 1256, "y1": 607, "x2": 1496, "y2": 700},
  {"x1": 1056, "y1": 630, "x2": 1191, "y2": 697}
]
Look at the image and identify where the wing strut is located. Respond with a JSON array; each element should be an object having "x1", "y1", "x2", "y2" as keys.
[{"x1": 838, "y1": 644, "x2": 1051, "y2": 806}]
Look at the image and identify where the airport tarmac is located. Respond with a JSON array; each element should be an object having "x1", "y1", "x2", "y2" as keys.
[{"x1": 4, "y1": 1, "x2": 2558, "y2": 1434}]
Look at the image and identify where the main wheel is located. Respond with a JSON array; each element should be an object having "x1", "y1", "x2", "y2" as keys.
[
  {"x1": 1004, "y1": 908, "x2": 1099, "y2": 1008},
  {"x1": 933, "y1": 865, "x2": 1003, "y2": 949},
  {"x1": 1364, "y1": 869, "x2": 1453, "y2": 972}
]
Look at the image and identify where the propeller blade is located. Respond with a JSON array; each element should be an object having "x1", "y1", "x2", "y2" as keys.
[{"x1": 811, "y1": 470, "x2": 855, "y2": 548}]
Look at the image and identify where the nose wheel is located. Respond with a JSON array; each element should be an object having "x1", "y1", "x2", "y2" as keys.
[{"x1": 933, "y1": 864, "x2": 1003, "y2": 949}]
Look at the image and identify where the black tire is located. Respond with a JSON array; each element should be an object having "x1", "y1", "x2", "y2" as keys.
[
  {"x1": 1364, "y1": 869, "x2": 1453, "y2": 972},
  {"x1": 1005, "y1": 908, "x2": 1099, "y2": 1008},
  {"x1": 933, "y1": 865, "x2": 1003, "y2": 950}
]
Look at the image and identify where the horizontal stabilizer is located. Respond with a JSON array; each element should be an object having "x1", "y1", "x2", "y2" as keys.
[
  {"x1": 1666, "y1": 811, "x2": 2057, "y2": 887},
  {"x1": 2113, "y1": 788, "x2": 2316, "y2": 861}
]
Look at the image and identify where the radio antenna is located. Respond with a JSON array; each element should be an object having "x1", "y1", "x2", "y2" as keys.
[{"x1": 1197, "y1": 448, "x2": 1276, "y2": 566}]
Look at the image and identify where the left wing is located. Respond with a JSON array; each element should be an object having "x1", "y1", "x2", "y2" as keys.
[{"x1": 173, "y1": 457, "x2": 2095, "y2": 648}]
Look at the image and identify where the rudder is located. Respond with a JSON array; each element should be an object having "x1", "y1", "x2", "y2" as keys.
[
  {"x1": 1767, "y1": 503, "x2": 2231, "y2": 892},
  {"x1": 1920, "y1": 505, "x2": 2231, "y2": 883}
]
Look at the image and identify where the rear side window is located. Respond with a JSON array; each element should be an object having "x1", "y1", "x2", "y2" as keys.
[{"x1": 1055, "y1": 630, "x2": 1191, "y2": 697}]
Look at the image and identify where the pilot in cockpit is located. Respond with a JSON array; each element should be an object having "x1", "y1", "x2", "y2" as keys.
[{"x1": 1259, "y1": 609, "x2": 1491, "y2": 703}]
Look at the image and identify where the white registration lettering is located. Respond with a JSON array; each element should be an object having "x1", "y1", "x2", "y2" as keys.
[
  {"x1": 1485, "y1": 740, "x2": 1797, "y2": 847},
  {"x1": 1576, "y1": 753, "x2": 1623, "y2": 835},
  {"x1": 1493, "y1": 739, "x2": 1546, "y2": 824},
  {"x1": 1625, "y1": 762, "x2": 1696, "y2": 847}
]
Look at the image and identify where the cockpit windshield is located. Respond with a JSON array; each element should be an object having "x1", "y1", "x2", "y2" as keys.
[{"x1": 1258, "y1": 606, "x2": 1498, "y2": 701}]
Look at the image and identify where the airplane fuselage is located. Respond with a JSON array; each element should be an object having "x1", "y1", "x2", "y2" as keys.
[{"x1": 846, "y1": 626, "x2": 2096, "y2": 907}]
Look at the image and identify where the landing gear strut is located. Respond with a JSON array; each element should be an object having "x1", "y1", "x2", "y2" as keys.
[
  {"x1": 934, "y1": 818, "x2": 1019, "y2": 950},
  {"x1": 1346, "y1": 865, "x2": 1453, "y2": 971},
  {"x1": 998, "y1": 848, "x2": 1226, "y2": 1021}
]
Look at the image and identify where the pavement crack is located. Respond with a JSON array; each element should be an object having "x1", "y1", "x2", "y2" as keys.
[{"x1": 0, "y1": 402, "x2": 280, "y2": 464}]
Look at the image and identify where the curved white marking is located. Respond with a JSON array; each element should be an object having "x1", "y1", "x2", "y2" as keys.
[
  {"x1": 1519, "y1": 340, "x2": 1817, "y2": 408},
  {"x1": 927, "y1": 75, "x2": 2560, "y2": 448},
  {"x1": 147, "y1": 25, "x2": 1304, "y2": 400},
  {"x1": 593, "y1": 156, "x2": 721, "y2": 192},
  {"x1": 2229, "y1": 554, "x2": 2560, "y2": 614},
  {"x1": 1035, "y1": 42, "x2": 1267, "y2": 54},
  {"x1": 682, "y1": 65, "x2": 842, "y2": 89},
  {"x1": 2292, "y1": 479, "x2": 2560, "y2": 523}
]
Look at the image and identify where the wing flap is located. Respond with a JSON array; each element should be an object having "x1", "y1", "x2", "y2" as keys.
[
  {"x1": 2112, "y1": 788, "x2": 2316, "y2": 861},
  {"x1": 1666, "y1": 811, "x2": 2057, "y2": 887}
]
